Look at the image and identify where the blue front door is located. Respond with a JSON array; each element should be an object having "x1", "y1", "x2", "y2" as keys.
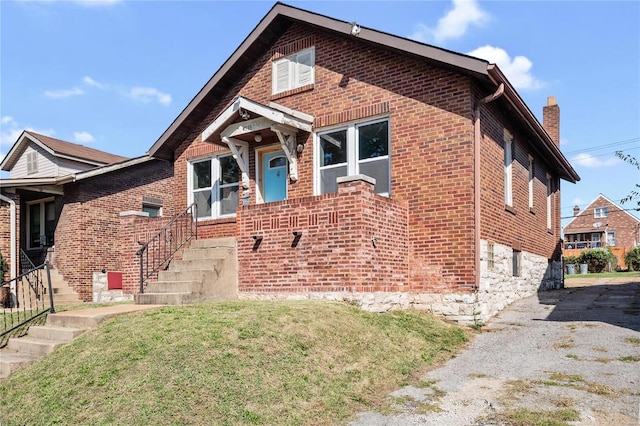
[{"x1": 263, "y1": 151, "x2": 287, "y2": 202}]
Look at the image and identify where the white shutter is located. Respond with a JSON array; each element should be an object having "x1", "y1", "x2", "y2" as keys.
[
  {"x1": 296, "y1": 48, "x2": 314, "y2": 86},
  {"x1": 274, "y1": 58, "x2": 291, "y2": 93}
]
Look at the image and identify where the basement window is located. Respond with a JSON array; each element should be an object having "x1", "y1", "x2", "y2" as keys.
[
  {"x1": 142, "y1": 196, "x2": 163, "y2": 218},
  {"x1": 487, "y1": 242, "x2": 495, "y2": 270},
  {"x1": 512, "y1": 249, "x2": 521, "y2": 277}
]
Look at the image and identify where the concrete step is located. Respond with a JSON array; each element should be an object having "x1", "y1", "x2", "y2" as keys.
[
  {"x1": 0, "y1": 350, "x2": 38, "y2": 379},
  {"x1": 6, "y1": 336, "x2": 67, "y2": 356},
  {"x1": 135, "y1": 292, "x2": 198, "y2": 305},
  {"x1": 145, "y1": 280, "x2": 202, "y2": 294},
  {"x1": 158, "y1": 269, "x2": 210, "y2": 282},
  {"x1": 189, "y1": 237, "x2": 236, "y2": 249},
  {"x1": 28, "y1": 325, "x2": 85, "y2": 342},
  {"x1": 182, "y1": 247, "x2": 233, "y2": 260},
  {"x1": 169, "y1": 258, "x2": 224, "y2": 272}
]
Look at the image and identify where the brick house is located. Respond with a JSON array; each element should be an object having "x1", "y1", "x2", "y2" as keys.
[
  {"x1": 0, "y1": 131, "x2": 174, "y2": 301},
  {"x1": 136, "y1": 3, "x2": 579, "y2": 321},
  {"x1": 563, "y1": 194, "x2": 640, "y2": 269}
]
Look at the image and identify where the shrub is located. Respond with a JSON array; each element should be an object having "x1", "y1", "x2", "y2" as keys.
[
  {"x1": 578, "y1": 248, "x2": 615, "y2": 273},
  {"x1": 626, "y1": 247, "x2": 640, "y2": 271},
  {"x1": 0, "y1": 251, "x2": 8, "y2": 282},
  {"x1": 563, "y1": 256, "x2": 578, "y2": 265}
]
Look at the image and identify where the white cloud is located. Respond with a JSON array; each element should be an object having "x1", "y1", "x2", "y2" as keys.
[
  {"x1": 467, "y1": 45, "x2": 544, "y2": 90},
  {"x1": 571, "y1": 153, "x2": 621, "y2": 168},
  {"x1": 83, "y1": 76, "x2": 108, "y2": 89},
  {"x1": 44, "y1": 87, "x2": 84, "y2": 99},
  {"x1": 410, "y1": 0, "x2": 489, "y2": 43},
  {"x1": 73, "y1": 131, "x2": 95, "y2": 143},
  {"x1": 129, "y1": 87, "x2": 172, "y2": 106},
  {"x1": 0, "y1": 116, "x2": 55, "y2": 156}
]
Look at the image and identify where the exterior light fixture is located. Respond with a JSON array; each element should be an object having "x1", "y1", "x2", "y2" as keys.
[{"x1": 254, "y1": 134, "x2": 263, "y2": 143}]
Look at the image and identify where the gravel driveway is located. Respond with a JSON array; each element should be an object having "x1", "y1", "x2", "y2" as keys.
[{"x1": 352, "y1": 277, "x2": 640, "y2": 425}]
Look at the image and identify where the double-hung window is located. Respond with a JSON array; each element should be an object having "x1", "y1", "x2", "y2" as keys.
[
  {"x1": 190, "y1": 154, "x2": 240, "y2": 220},
  {"x1": 272, "y1": 47, "x2": 315, "y2": 94},
  {"x1": 504, "y1": 134, "x2": 513, "y2": 207},
  {"x1": 316, "y1": 118, "x2": 390, "y2": 196},
  {"x1": 594, "y1": 207, "x2": 608, "y2": 218}
]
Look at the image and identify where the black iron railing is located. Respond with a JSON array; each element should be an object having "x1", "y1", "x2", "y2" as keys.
[
  {"x1": 19, "y1": 248, "x2": 41, "y2": 298},
  {"x1": 1, "y1": 262, "x2": 55, "y2": 348},
  {"x1": 136, "y1": 203, "x2": 198, "y2": 293}
]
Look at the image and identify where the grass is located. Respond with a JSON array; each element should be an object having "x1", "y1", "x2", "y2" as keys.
[
  {"x1": 564, "y1": 271, "x2": 640, "y2": 279},
  {"x1": 625, "y1": 337, "x2": 640, "y2": 345},
  {"x1": 0, "y1": 300, "x2": 468, "y2": 425},
  {"x1": 492, "y1": 408, "x2": 580, "y2": 426}
]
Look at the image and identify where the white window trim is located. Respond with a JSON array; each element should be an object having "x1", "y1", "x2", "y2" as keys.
[
  {"x1": 504, "y1": 134, "x2": 513, "y2": 207},
  {"x1": 187, "y1": 151, "x2": 244, "y2": 220},
  {"x1": 546, "y1": 173, "x2": 552, "y2": 230},
  {"x1": 594, "y1": 207, "x2": 608, "y2": 218},
  {"x1": 607, "y1": 230, "x2": 616, "y2": 246},
  {"x1": 528, "y1": 155, "x2": 534, "y2": 209},
  {"x1": 314, "y1": 116, "x2": 391, "y2": 197},
  {"x1": 272, "y1": 47, "x2": 315, "y2": 95},
  {"x1": 26, "y1": 197, "x2": 54, "y2": 250}
]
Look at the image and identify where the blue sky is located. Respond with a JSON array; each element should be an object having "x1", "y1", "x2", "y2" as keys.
[{"x1": 1, "y1": 0, "x2": 639, "y2": 228}]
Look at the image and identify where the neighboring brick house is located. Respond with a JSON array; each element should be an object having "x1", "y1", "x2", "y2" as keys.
[
  {"x1": 0, "y1": 131, "x2": 174, "y2": 301},
  {"x1": 563, "y1": 194, "x2": 640, "y2": 269},
  {"x1": 141, "y1": 3, "x2": 579, "y2": 321}
]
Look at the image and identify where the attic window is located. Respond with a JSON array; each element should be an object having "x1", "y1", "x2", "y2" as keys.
[
  {"x1": 594, "y1": 207, "x2": 608, "y2": 218},
  {"x1": 272, "y1": 47, "x2": 315, "y2": 94},
  {"x1": 27, "y1": 151, "x2": 39, "y2": 175}
]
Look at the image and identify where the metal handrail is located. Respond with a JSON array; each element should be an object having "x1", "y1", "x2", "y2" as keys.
[
  {"x1": 136, "y1": 203, "x2": 198, "y2": 293},
  {"x1": 1, "y1": 261, "x2": 55, "y2": 348}
]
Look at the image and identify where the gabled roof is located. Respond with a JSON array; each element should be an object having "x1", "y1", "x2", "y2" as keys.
[
  {"x1": 147, "y1": 1, "x2": 579, "y2": 183},
  {"x1": 564, "y1": 193, "x2": 640, "y2": 231},
  {"x1": 1, "y1": 130, "x2": 128, "y2": 171}
]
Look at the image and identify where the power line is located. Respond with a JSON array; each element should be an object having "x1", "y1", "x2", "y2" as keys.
[
  {"x1": 561, "y1": 207, "x2": 640, "y2": 220},
  {"x1": 563, "y1": 137, "x2": 640, "y2": 156}
]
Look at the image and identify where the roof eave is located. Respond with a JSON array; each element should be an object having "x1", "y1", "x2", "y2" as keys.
[
  {"x1": 147, "y1": 2, "x2": 490, "y2": 160},
  {"x1": 486, "y1": 65, "x2": 580, "y2": 184}
]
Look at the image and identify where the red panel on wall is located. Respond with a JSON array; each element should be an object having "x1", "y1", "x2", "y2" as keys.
[{"x1": 107, "y1": 271, "x2": 123, "y2": 290}]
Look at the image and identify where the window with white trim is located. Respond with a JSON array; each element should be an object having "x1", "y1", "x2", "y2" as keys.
[
  {"x1": 607, "y1": 231, "x2": 616, "y2": 246},
  {"x1": 504, "y1": 134, "x2": 513, "y2": 207},
  {"x1": 189, "y1": 154, "x2": 240, "y2": 220},
  {"x1": 27, "y1": 151, "x2": 39, "y2": 175},
  {"x1": 591, "y1": 233, "x2": 601, "y2": 247},
  {"x1": 316, "y1": 118, "x2": 390, "y2": 196},
  {"x1": 272, "y1": 47, "x2": 315, "y2": 94},
  {"x1": 594, "y1": 207, "x2": 608, "y2": 218},
  {"x1": 546, "y1": 173, "x2": 552, "y2": 230},
  {"x1": 528, "y1": 155, "x2": 534, "y2": 209}
]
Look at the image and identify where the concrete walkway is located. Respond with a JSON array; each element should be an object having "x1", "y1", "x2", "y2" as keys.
[
  {"x1": 1, "y1": 303, "x2": 164, "y2": 379},
  {"x1": 352, "y1": 278, "x2": 640, "y2": 425}
]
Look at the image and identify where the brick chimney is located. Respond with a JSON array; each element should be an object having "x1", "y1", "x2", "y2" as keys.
[
  {"x1": 543, "y1": 96, "x2": 560, "y2": 146},
  {"x1": 573, "y1": 205, "x2": 580, "y2": 217}
]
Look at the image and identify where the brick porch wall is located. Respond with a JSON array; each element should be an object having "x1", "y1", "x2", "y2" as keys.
[{"x1": 237, "y1": 176, "x2": 409, "y2": 294}]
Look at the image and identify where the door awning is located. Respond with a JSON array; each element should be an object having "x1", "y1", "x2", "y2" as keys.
[{"x1": 201, "y1": 96, "x2": 313, "y2": 188}]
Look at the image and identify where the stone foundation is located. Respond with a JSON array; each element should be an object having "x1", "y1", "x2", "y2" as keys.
[
  {"x1": 239, "y1": 241, "x2": 563, "y2": 325},
  {"x1": 93, "y1": 272, "x2": 133, "y2": 303}
]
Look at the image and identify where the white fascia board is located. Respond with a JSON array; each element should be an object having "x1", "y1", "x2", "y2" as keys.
[
  {"x1": 202, "y1": 98, "x2": 242, "y2": 142},
  {"x1": 220, "y1": 117, "x2": 274, "y2": 139},
  {"x1": 74, "y1": 156, "x2": 153, "y2": 181}
]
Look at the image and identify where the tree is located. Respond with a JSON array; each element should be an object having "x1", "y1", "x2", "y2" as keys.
[{"x1": 615, "y1": 151, "x2": 640, "y2": 207}]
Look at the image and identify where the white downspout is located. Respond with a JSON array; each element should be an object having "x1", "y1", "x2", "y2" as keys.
[{"x1": 0, "y1": 193, "x2": 17, "y2": 280}]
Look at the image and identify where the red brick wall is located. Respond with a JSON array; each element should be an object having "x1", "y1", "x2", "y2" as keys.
[
  {"x1": 0, "y1": 193, "x2": 20, "y2": 282},
  {"x1": 237, "y1": 178, "x2": 409, "y2": 292},
  {"x1": 55, "y1": 159, "x2": 174, "y2": 301},
  {"x1": 564, "y1": 195, "x2": 640, "y2": 248},
  {"x1": 479, "y1": 97, "x2": 562, "y2": 261},
  {"x1": 173, "y1": 23, "x2": 478, "y2": 293}
]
